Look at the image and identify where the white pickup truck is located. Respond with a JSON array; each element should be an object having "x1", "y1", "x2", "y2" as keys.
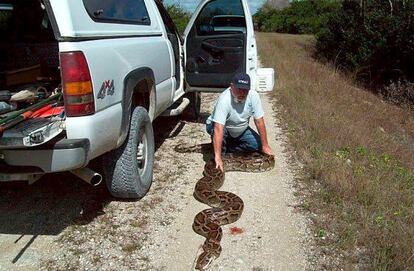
[{"x1": 0, "y1": 0, "x2": 273, "y2": 198}]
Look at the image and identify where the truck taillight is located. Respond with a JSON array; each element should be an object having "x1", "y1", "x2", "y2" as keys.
[{"x1": 60, "y1": 51, "x2": 95, "y2": 117}]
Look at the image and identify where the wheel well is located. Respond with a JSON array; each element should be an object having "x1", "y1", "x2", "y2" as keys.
[
  {"x1": 132, "y1": 79, "x2": 151, "y2": 111},
  {"x1": 118, "y1": 70, "x2": 156, "y2": 147}
]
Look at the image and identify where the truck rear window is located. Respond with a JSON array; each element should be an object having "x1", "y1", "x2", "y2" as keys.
[{"x1": 83, "y1": 0, "x2": 151, "y2": 25}]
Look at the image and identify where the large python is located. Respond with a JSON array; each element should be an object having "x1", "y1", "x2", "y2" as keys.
[{"x1": 175, "y1": 144, "x2": 275, "y2": 270}]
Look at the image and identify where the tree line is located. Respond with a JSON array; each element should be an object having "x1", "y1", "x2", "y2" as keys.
[{"x1": 255, "y1": 0, "x2": 414, "y2": 105}]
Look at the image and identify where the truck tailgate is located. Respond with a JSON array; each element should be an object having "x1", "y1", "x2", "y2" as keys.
[{"x1": 0, "y1": 118, "x2": 64, "y2": 149}]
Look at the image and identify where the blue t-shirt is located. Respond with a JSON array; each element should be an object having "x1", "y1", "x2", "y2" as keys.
[{"x1": 207, "y1": 88, "x2": 264, "y2": 137}]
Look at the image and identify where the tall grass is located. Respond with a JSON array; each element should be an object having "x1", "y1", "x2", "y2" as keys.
[{"x1": 257, "y1": 33, "x2": 414, "y2": 270}]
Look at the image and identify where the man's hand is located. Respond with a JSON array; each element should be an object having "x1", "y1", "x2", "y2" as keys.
[
  {"x1": 215, "y1": 155, "x2": 224, "y2": 172},
  {"x1": 262, "y1": 144, "x2": 274, "y2": 156}
]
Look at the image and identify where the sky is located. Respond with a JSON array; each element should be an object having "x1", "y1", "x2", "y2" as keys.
[{"x1": 163, "y1": 0, "x2": 267, "y2": 14}]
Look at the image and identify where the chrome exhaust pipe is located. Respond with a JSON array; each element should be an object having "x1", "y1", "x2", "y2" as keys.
[{"x1": 71, "y1": 168, "x2": 103, "y2": 187}]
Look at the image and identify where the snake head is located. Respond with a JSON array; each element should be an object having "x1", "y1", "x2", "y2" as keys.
[{"x1": 195, "y1": 251, "x2": 217, "y2": 270}]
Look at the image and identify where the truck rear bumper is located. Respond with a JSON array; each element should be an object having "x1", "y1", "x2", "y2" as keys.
[{"x1": 0, "y1": 138, "x2": 90, "y2": 173}]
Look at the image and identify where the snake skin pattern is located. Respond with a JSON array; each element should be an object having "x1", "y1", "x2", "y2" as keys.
[{"x1": 175, "y1": 144, "x2": 275, "y2": 270}]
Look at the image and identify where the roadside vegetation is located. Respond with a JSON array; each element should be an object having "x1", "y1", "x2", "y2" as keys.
[
  {"x1": 316, "y1": 0, "x2": 414, "y2": 104},
  {"x1": 257, "y1": 33, "x2": 414, "y2": 270},
  {"x1": 255, "y1": 0, "x2": 414, "y2": 108}
]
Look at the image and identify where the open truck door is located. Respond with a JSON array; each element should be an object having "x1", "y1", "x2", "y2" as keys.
[{"x1": 183, "y1": 0, "x2": 258, "y2": 92}]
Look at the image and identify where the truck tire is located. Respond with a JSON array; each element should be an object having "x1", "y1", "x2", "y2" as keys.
[
  {"x1": 182, "y1": 91, "x2": 200, "y2": 121},
  {"x1": 103, "y1": 106, "x2": 154, "y2": 199}
]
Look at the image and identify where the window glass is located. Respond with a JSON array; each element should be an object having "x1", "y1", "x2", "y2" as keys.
[
  {"x1": 83, "y1": 0, "x2": 150, "y2": 25},
  {"x1": 211, "y1": 16, "x2": 245, "y2": 27},
  {"x1": 195, "y1": 0, "x2": 246, "y2": 35},
  {"x1": 0, "y1": 4, "x2": 13, "y2": 34}
]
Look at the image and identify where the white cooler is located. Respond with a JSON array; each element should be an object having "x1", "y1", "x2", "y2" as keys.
[{"x1": 256, "y1": 68, "x2": 275, "y2": 92}]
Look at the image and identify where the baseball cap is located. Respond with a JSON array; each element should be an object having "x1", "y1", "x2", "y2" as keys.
[{"x1": 232, "y1": 72, "x2": 251, "y2": 90}]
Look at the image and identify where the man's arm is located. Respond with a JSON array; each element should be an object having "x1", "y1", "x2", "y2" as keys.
[
  {"x1": 213, "y1": 123, "x2": 225, "y2": 171},
  {"x1": 254, "y1": 117, "x2": 274, "y2": 155}
]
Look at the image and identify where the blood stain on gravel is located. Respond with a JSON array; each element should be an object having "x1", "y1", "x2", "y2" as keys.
[{"x1": 230, "y1": 227, "x2": 244, "y2": 235}]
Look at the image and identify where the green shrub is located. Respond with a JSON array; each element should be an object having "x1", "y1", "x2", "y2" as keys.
[
  {"x1": 165, "y1": 4, "x2": 191, "y2": 35},
  {"x1": 316, "y1": 0, "x2": 414, "y2": 88}
]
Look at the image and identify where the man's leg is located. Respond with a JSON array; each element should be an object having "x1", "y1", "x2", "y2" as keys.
[{"x1": 227, "y1": 127, "x2": 262, "y2": 153}]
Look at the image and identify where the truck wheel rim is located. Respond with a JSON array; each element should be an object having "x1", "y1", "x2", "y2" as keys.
[{"x1": 137, "y1": 128, "x2": 147, "y2": 178}]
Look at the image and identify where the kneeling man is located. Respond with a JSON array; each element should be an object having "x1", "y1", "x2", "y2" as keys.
[{"x1": 206, "y1": 72, "x2": 274, "y2": 171}]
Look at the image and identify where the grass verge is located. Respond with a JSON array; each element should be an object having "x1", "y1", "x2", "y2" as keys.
[{"x1": 257, "y1": 33, "x2": 414, "y2": 270}]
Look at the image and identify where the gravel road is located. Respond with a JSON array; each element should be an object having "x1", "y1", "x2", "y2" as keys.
[{"x1": 0, "y1": 91, "x2": 309, "y2": 271}]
